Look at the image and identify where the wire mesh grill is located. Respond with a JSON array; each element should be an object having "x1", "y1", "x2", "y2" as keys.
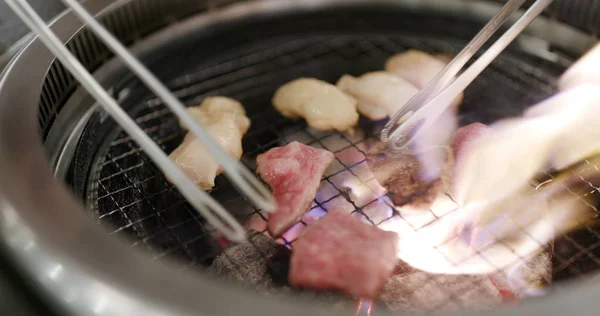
[{"x1": 62, "y1": 10, "x2": 600, "y2": 312}]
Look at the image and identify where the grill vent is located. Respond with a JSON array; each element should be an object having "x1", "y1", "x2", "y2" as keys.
[{"x1": 37, "y1": 0, "x2": 220, "y2": 140}]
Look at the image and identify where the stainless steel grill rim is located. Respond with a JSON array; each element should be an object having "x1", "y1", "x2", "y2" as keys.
[{"x1": 1, "y1": 0, "x2": 600, "y2": 316}]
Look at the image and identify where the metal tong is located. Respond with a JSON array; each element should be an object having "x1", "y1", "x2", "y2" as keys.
[
  {"x1": 381, "y1": 0, "x2": 554, "y2": 151},
  {"x1": 5, "y1": 0, "x2": 277, "y2": 243}
]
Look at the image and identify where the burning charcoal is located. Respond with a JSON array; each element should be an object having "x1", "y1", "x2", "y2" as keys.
[
  {"x1": 209, "y1": 230, "x2": 351, "y2": 307},
  {"x1": 385, "y1": 49, "x2": 464, "y2": 109},
  {"x1": 290, "y1": 208, "x2": 398, "y2": 298},
  {"x1": 209, "y1": 230, "x2": 290, "y2": 289},
  {"x1": 524, "y1": 251, "x2": 552, "y2": 290},
  {"x1": 502, "y1": 250, "x2": 553, "y2": 297},
  {"x1": 380, "y1": 249, "x2": 554, "y2": 312},
  {"x1": 365, "y1": 142, "x2": 453, "y2": 208},
  {"x1": 378, "y1": 268, "x2": 503, "y2": 312}
]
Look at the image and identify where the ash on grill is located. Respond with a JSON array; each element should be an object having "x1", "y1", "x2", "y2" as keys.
[{"x1": 377, "y1": 251, "x2": 552, "y2": 312}]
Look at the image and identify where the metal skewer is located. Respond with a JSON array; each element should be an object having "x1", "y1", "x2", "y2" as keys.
[
  {"x1": 5, "y1": 0, "x2": 277, "y2": 243},
  {"x1": 381, "y1": 0, "x2": 553, "y2": 151}
]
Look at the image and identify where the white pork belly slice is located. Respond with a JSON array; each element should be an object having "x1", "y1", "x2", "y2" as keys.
[
  {"x1": 385, "y1": 49, "x2": 464, "y2": 109},
  {"x1": 336, "y1": 71, "x2": 420, "y2": 120},
  {"x1": 168, "y1": 96, "x2": 250, "y2": 190},
  {"x1": 256, "y1": 141, "x2": 335, "y2": 238},
  {"x1": 272, "y1": 78, "x2": 359, "y2": 133},
  {"x1": 289, "y1": 208, "x2": 398, "y2": 298}
]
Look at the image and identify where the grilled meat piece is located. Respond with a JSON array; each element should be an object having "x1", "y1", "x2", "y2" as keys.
[
  {"x1": 256, "y1": 141, "x2": 335, "y2": 237},
  {"x1": 290, "y1": 208, "x2": 398, "y2": 298},
  {"x1": 168, "y1": 96, "x2": 250, "y2": 190},
  {"x1": 385, "y1": 49, "x2": 464, "y2": 109},
  {"x1": 272, "y1": 78, "x2": 359, "y2": 133},
  {"x1": 366, "y1": 142, "x2": 453, "y2": 208},
  {"x1": 336, "y1": 71, "x2": 419, "y2": 120}
]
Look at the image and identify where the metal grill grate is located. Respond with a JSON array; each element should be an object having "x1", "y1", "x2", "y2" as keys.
[{"x1": 58, "y1": 7, "x2": 600, "y2": 312}]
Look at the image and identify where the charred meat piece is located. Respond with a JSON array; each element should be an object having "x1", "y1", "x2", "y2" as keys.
[
  {"x1": 272, "y1": 78, "x2": 359, "y2": 133},
  {"x1": 256, "y1": 141, "x2": 335, "y2": 237},
  {"x1": 289, "y1": 208, "x2": 398, "y2": 298},
  {"x1": 365, "y1": 142, "x2": 453, "y2": 208}
]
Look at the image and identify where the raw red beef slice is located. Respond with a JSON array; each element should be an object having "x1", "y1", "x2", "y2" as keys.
[
  {"x1": 256, "y1": 141, "x2": 335, "y2": 237},
  {"x1": 451, "y1": 122, "x2": 489, "y2": 160},
  {"x1": 289, "y1": 208, "x2": 399, "y2": 298}
]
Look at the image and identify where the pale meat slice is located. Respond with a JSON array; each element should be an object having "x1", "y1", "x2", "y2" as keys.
[
  {"x1": 168, "y1": 97, "x2": 250, "y2": 190},
  {"x1": 434, "y1": 53, "x2": 454, "y2": 64},
  {"x1": 289, "y1": 208, "x2": 399, "y2": 298},
  {"x1": 336, "y1": 71, "x2": 420, "y2": 120},
  {"x1": 256, "y1": 141, "x2": 335, "y2": 237},
  {"x1": 385, "y1": 49, "x2": 464, "y2": 109},
  {"x1": 272, "y1": 78, "x2": 359, "y2": 133},
  {"x1": 181, "y1": 96, "x2": 249, "y2": 131}
]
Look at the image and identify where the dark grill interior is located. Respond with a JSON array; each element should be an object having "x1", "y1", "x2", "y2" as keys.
[{"x1": 56, "y1": 5, "x2": 600, "y2": 313}]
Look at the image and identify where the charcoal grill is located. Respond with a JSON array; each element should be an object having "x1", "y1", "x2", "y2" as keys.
[{"x1": 1, "y1": 0, "x2": 600, "y2": 315}]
